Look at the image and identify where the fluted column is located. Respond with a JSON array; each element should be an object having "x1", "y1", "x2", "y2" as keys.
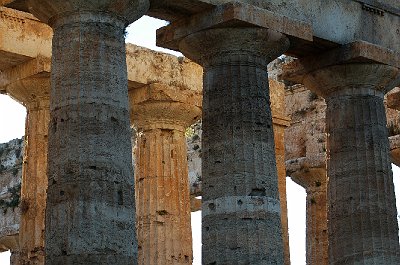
[
  {"x1": 179, "y1": 28, "x2": 289, "y2": 264},
  {"x1": 129, "y1": 83, "x2": 201, "y2": 265},
  {"x1": 303, "y1": 64, "x2": 400, "y2": 264},
  {"x1": 27, "y1": 1, "x2": 149, "y2": 264},
  {"x1": 270, "y1": 79, "x2": 291, "y2": 265},
  {"x1": 19, "y1": 98, "x2": 49, "y2": 265},
  {"x1": 292, "y1": 169, "x2": 328, "y2": 265},
  {"x1": 306, "y1": 179, "x2": 328, "y2": 265}
]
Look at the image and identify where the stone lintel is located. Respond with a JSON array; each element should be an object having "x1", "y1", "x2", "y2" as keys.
[
  {"x1": 0, "y1": 7, "x2": 52, "y2": 71},
  {"x1": 130, "y1": 83, "x2": 202, "y2": 107},
  {"x1": 282, "y1": 40, "x2": 400, "y2": 86},
  {"x1": 126, "y1": 44, "x2": 202, "y2": 92},
  {"x1": 0, "y1": 56, "x2": 51, "y2": 105},
  {"x1": 148, "y1": 0, "x2": 213, "y2": 21},
  {"x1": 156, "y1": 2, "x2": 313, "y2": 52}
]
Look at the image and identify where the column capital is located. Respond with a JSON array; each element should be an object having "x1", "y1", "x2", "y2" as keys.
[
  {"x1": 129, "y1": 83, "x2": 202, "y2": 132},
  {"x1": 282, "y1": 41, "x2": 400, "y2": 98},
  {"x1": 303, "y1": 63, "x2": 400, "y2": 98},
  {"x1": 286, "y1": 156, "x2": 327, "y2": 191},
  {"x1": 27, "y1": 0, "x2": 149, "y2": 27},
  {"x1": 179, "y1": 27, "x2": 289, "y2": 66}
]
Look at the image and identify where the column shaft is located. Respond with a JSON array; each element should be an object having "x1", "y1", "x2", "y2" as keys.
[
  {"x1": 135, "y1": 127, "x2": 192, "y2": 264},
  {"x1": 306, "y1": 184, "x2": 328, "y2": 265},
  {"x1": 45, "y1": 14, "x2": 136, "y2": 264},
  {"x1": 178, "y1": 27, "x2": 291, "y2": 264},
  {"x1": 273, "y1": 123, "x2": 291, "y2": 265},
  {"x1": 11, "y1": 250, "x2": 21, "y2": 265},
  {"x1": 203, "y1": 51, "x2": 282, "y2": 263},
  {"x1": 326, "y1": 89, "x2": 400, "y2": 264},
  {"x1": 130, "y1": 83, "x2": 201, "y2": 265},
  {"x1": 19, "y1": 100, "x2": 49, "y2": 265}
]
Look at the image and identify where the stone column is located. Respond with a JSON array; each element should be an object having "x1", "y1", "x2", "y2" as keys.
[
  {"x1": 291, "y1": 168, "x2": 328, "y2": 265},
  {"x1": 179, "y1": 28, "x2": 289, "y2": 264},
  {"x1": 302, "y1": 64, "x2": 400, "y2": 264},
  {"x1": 129, "y1": 83, "x2": 201, "y2": 265},
  {"x1": 270, "y1": 79, "x2": 291, "y2": 265},
  {"x1": 27, "y1": 1, "x2": 149, "y2": 264},
  {"x1": 3, "y1": 60, "x2": 51, "y2": 265},
  {"x1": 11, "y1": 250, "x2": 21, "y2": 265},
  {"x1": 306, "y1": 177, "x2": 328, "y2": 265},
  {"x1": 19, "y1": 97, "x2": 49, "y2": 265}
]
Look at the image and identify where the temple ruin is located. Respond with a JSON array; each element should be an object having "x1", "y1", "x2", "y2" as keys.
[{"x1": 0, "y1": 0, "x2": 400, "y2": 264}]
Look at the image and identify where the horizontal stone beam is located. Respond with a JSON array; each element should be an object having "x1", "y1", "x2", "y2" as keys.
[
  {"x1": 152, "y1": 0, "x2": 400, "y2": 56},
  {"x1": 126, "y1": 44, "x2": 202, "y2": 91},
  {"x1": 156, "y1": 2, "x2": 313, "y2": 52},
  {"x1": 4, "y1": 1, "x2": 400, "y2": 55},
  {"x1": 0, "y1": 7, "x2": 52, "y2": 71}
]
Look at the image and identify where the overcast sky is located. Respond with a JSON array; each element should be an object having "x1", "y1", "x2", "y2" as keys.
[{"x1": 1, "y1": 15, "x2": 399, "y2": 265}]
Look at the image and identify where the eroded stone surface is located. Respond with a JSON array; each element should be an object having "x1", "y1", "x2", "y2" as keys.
[
  {"x1": 285, "y1": 77, "x2": 400, "y2": 265},
  {"x1": 130, "y1": 83, "x2": 201, "y2": 265},
  {"x1": 290, "y1": 62, "x2": 400, "y2": 264},
  {"x1": 26, "y1": 1, "x2": 150, "y2": 263},
  {"x1": 0, "y1": 138, "x2": 23, "y2": 253},
  {"x1": 180, "y1": 27, "x2": 289, "y2": 264}
]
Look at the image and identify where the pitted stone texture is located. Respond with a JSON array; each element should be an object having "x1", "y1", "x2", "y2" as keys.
[
  {"x1": 305, "y1": 179, "x2": 328, "y2": 265},
  {"x1": 284, "y1": 84, "x2": 328, "y2": 265},
  {"x1": 269, "y1": 79, "x2": 291, "y2": 265},
  {"x1": 130, "y1": 84, "x2": 201, "y2": 265},
  {"x1": 126, "y1": 44, "x2": 202, "y2": 92},
  {"x1": 18, "y1": 98, "x2": 49, "y2": 265},
  {"x1": 303, "y1": 64, "x2": 400, "y2": 265},
  {"x1": 27, "y1": 0, "x2": 149, "y2": 26},
  {"x1": 285, "y1": 82, "x2": 400, "y2": 265},
  {"x1": 0, "y1": 138, "x2": 23, "y2": 253},
  {"x1": 180, "y1": 27, "x2": 289, "y2": 264},
  {"x1": 25, "y1": 2, "x2": 147, "y2": 263}
]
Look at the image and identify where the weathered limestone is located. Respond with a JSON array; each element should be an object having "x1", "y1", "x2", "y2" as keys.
[
  {"x1": 0, "y1": 139, "x2": 23, "y2": 255},
  {"x1": 289, "y1": 166, "x2": 328, "y2": 265},
  {"x1": 178, "y1": 27, "x2": 290, "y2": 264},
  {"x1": 186, "y1": 79, "x2": 292, "y2": 264},
  {"x1": 19, "y1": 97, "x2": 49, "y2": 265},
  {"x1": 157, "y1": 3, "x2": 314, "y2": 263},
  {"x1": 2, "y1": 56, "x2": 51, "y2": 265},
  {"x1": 25, "y1": 1, "x2": 149, "y2": 263},
  {"x1": 386, "y1": 87, "x2": 400, "y2": 166},
  {"x1": 284, "y1": 46, "x2": 400, "y2": 264},
  {"x1": 269, "y1": 80, "x2": 291, "y2": 265},
  {"x1": 285, "y1": 83, "x2": 400, "y2": 265},
  {"x1": 285, "y1": 85, "x2": 329, "y2": 265},
  {"x1": 1, "y1": 6, "x2": 207, "y2": 263},
  {"x1": 130, "y1": 83, "x2": 201, "y2": 265}
]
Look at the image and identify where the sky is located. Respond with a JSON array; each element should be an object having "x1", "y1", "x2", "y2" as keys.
[{"x1": 0, "y1": 15, "x2": 400, "y2": 265}]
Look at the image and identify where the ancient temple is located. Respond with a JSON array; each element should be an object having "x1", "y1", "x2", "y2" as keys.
[{"x1": 0, "y1": 1, "x2": 400, "y2": 265}]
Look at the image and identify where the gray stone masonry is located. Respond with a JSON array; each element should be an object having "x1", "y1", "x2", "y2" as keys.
[
  {"x1": 302, "y1": 64, "x2": 400, "y2": 265},
  {"x1": 26, "y1": 1, "x2": 149, "y2": 264},
  {"x1": 179, "y1": 27, "x2": 289, "y2": 265}
]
